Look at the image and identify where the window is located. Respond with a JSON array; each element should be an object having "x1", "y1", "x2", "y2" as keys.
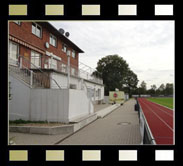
[
  {"x1": 13, "y1": 21, "x2": 21, "y2": 25},
  {"x1": 61, "y1": 63, "x2": 67, "y2": 73},
  {"x1": 71, "y1": 68, "x2": 75, "y2": 76},
  {"x1": 72, "y1": 50, "x2": 76, "y2": 58},
  {"x1": 9, "y1": 41, "x2": 19, "y2": 64},
  {"x1": 50, "y1": 34, "x2": 57, "y2": 47},
  {"x1": 31, "y1": 51, "x2": 41, "y2": 68},
  {"x1": 50, "y1": 58, "x2": 57, "y2": 70},
  {"x1": 32, "y1": 22, "x2": 42, "y2": 38},
  {"x1": 62, "y1": 44, "x2": 67, "y2": 53}
]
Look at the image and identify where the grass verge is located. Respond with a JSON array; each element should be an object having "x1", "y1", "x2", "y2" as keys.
[{"x1": 147, "y1": 97, "x2": 173, "y2": 109}]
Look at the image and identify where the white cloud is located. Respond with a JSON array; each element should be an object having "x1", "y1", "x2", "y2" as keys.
[{"x1": 50, "y1": 21, "x2": 174, "y2": 89}]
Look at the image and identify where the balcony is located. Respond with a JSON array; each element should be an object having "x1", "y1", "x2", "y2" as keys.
[
  {"x1": 9, "y1": 54, "x2": 103, "y2": 85},
  {"x1": 43, "y1": 57, "x2": 103, "y2": 85}
]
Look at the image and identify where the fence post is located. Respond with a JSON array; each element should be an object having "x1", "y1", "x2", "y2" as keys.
[
  {"x1": 19, "y1": 56, "x2": 22, "y2": 68},
  {"x1": 30, "y1": 71, "x2": 33, "y2": 88}
]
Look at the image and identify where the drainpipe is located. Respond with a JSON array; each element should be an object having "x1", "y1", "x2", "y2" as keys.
[
  {"x1": 19, "y1": 56, "x2": 22, "y2": 68},
  {"x1": 30, "y1": 70, "x2": 33, "y2": 88},
  {"x1": 67, "y1": 50, "x2": 71, "y2": 89}
]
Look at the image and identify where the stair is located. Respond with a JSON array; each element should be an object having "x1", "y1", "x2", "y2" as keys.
[{"x1": 9, "y1": 65, "x2": 46, "y2": 88}]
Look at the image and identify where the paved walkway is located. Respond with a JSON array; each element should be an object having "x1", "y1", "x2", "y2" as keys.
[
  {"x1": 58, "y1": 99, "x2": 141, "y2": 145},
  {"x1": 9, "y1": 132, "x2": 71, "y2": 145}
]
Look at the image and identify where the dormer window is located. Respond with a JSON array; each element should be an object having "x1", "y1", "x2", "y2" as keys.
[
  {"x1": 50, "y1": 34, "x2": 57, "y2": 47},
  {"x1": 32, "y1": 22, "x2": 42, "y2": 38}
]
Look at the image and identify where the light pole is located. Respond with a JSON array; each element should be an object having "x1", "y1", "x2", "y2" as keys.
[{"x1": 67, "y1": 50, "x2": 71, "y2": 89}]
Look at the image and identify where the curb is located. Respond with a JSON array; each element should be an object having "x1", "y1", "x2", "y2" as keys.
[
  {"x1": 96, "y1": 104, "x2": 121, "y2": 118},
  {"x1": 9, "y1": 114, "x2": 97, "y2": 135}
]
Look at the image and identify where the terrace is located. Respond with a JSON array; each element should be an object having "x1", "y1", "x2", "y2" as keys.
[{"x1": 9, "y1": 54, "x2": 103, "y2": 89}]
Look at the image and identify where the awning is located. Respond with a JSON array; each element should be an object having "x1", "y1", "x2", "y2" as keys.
[{"x1": 9, "y1": 35, "x2": 45, "y2": 54}]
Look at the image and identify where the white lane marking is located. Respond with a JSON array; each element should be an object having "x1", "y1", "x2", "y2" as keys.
[
  {"x1": 140, "y1": 99, "x2": 174, "y2": 132},
  {"x1": 145, "y1": 100, "x2": 173, "y2": 117}
]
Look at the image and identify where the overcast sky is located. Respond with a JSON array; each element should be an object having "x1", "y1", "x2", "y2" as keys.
[{"x1": 50, "y1": 21, "x2": 174, "y2": 89}]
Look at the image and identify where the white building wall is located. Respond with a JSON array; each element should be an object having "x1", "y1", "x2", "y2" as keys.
[
  {"x1": 51, "y1": 72, "x2": 82, "y2": 89},
  {"x1": 50, "y1": 72, "x2": 104, "y2": 102},
  {"x1": 85, "y1": 81, "x2": 104, "y2": 102},
  {"x1": 68, "y1": 89, "x2": 94, "y2": 121}
]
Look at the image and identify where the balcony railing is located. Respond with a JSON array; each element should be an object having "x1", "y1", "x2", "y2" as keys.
[
  {"x1": 48, "y1": 58, "x2": 103, "y2": 84},
  {"x1": 9, "y1": 54, "x2": 103, "y2": 85}
]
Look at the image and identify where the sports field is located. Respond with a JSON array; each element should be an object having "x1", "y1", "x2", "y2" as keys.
[
  {"x1": 147, "y1": 97, "x2": 173, "y2": 109},
  {"x1": 138, "y1": 98, "x2": 173, "y2": 144}
]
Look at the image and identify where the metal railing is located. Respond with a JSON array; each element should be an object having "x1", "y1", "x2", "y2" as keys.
[
  {"x1": 9, "y1": 55, "x2": 61, "y2": 89},
  {"x1": 79, "y1": 62, "x2": 103, "y2": 84},
  {"x1": 50, "y1": 59, "x2": 103, "y2": 84},
  {"x1": 9, "y1": 54, "x2": 103, "y2": 89}
]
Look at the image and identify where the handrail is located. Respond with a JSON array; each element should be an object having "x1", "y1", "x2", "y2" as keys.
[
  {"x1": 19, "y1": 55, "x2": 62, "y2": 89},
  {"x1": 9, "y1": 54, "x2": 62, "y2": 89}
]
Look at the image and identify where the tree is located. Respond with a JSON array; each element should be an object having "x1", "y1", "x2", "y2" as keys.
[
  {"x1": 123, "y1": 69, "x2": 139, "y2": 97},
  {"x1": 164, "y1": 83, "x2": 173, "y2": 96},
  {"x1": 93, "y1": 55, "x2": 138, "y2": 95},
  {"x1": 138, "y1": 81, "x2": 147, "y2": 94},
  {"x1": 157, "y1": 84, "x2": 165, "y2": 95},
  {"x1": 158, "y1": 84, "x2": 165, "y2": 91},
  {"x1": 150, "y1": 84, "x2": 157, "y2": 95}
]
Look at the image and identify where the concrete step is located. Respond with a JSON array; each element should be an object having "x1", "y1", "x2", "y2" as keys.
[
  {"x1": 96, "y1": 104, "x2": 121, "y2": 118},
  {"x1": 9, "y1": 114, "x2": 98, "y2": 136},
  {"x1": 72, "y1": 114, "x2": 98, "y2": 132},
  {"x1": 70, "y1": 113, "x2": 97, "y2": 123}
]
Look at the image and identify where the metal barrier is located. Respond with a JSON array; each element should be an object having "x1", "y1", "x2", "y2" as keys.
[
  {"x1": 136, "y1": 99, "x2": 156, "y2": 145},
  {"x1": 9, "y1": 55, "x2": 61, "y2": 89}
]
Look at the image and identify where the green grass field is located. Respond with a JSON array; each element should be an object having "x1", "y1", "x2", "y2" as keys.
[{"x1": 147, "y1": 97, "x2": 173, "y2": 109}]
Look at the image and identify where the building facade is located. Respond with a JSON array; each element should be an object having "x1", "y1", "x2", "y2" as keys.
[
  {"x1": 9, "y1": 21, "x2": 104, "y2": 102},
  {"x1": 9, "y1": 21, "x2": 104, "y2": 122},
  {"x1": 9, "y1": 21, "x2": 82, "y2": 73}
]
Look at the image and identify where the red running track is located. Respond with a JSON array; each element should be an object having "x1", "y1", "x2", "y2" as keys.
[{"x1": 138, "y1": 98, "x2": 174, "y2": 145}]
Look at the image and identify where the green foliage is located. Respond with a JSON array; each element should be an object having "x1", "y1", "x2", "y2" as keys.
[
  {"x1": 147, "y1": 97, "x2": 173, "y2": 109},
  {"x1": 136, "y1": 82, "x2": 173, "y2": 96},
  {"x1": 94, "y1": 55, "x2": 138, "y2": 96}
]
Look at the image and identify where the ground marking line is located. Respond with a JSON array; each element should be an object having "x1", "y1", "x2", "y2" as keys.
[
  {"x1": 140, "y1": 99, "x2": 174, "y2": 132},
  {"x1": 147, "y1": 99, "x2": 173, "y2": 110},
  {"x1": 144, "y1": 100, "x2": 173, "y2": 117}
]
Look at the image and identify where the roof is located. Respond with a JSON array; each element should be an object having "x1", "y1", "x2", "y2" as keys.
[{"x1": 37, "y1": 22, "x2": 84, "y2": 53}]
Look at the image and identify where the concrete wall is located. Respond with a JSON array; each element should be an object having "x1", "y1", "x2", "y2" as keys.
[
  {"x1": 68, "y1": 89, "x2": 94, "y2": 121},
  {"x1": 9, "y1": 75, "x2": 31, "y2": 120},
  {"x1": 30, "y1": 89, "x2": 69, "y2": 123},
  {"x1": 9, "y1": 75, "x2": 93, "y2": 123}
]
